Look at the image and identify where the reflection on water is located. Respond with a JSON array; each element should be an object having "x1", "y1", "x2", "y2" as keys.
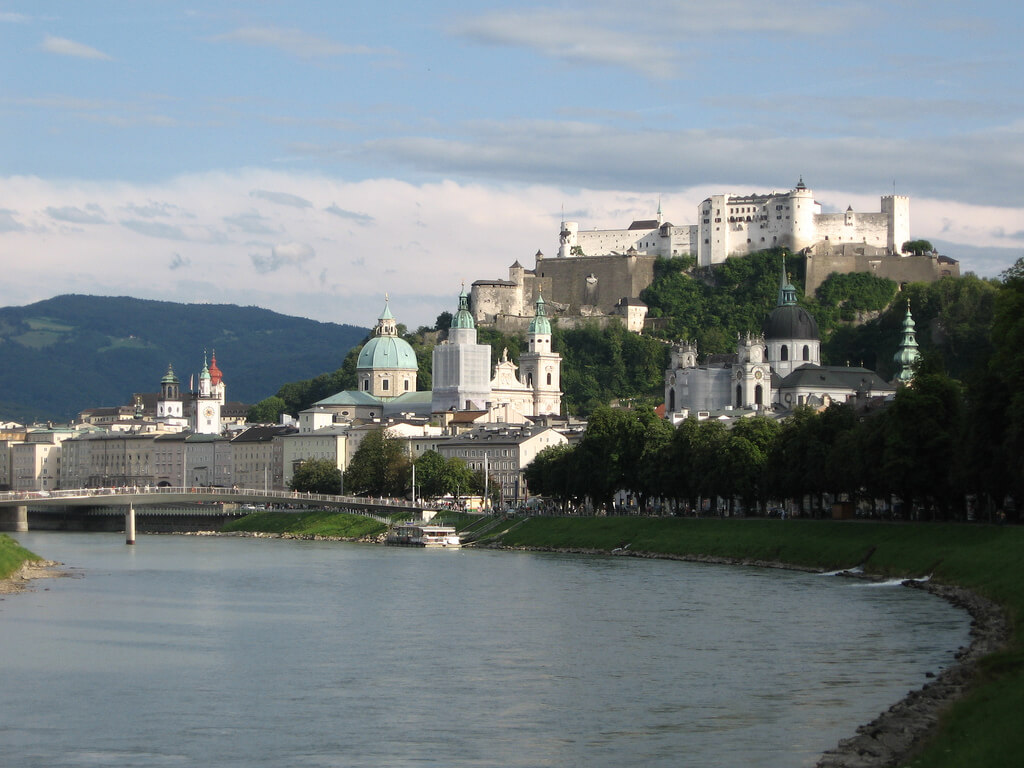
[{"x1": 1, "y1": 533, "x2": 969, "y2": 768}]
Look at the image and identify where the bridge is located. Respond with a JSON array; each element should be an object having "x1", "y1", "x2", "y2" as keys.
[{"x1": 0, "y1": 487, "x2": 431, "y2": 536}]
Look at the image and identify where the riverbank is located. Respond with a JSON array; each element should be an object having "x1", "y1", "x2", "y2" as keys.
[
  {"x1": 488, "y1": 517, "x2": 1020, "y2": 768},
  {"x1": 0, "y1": 533, "x2": 62, "y2": 594}
]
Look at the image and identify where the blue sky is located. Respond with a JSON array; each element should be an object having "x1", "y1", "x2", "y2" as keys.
[{"x1": 2, "y1": 1, "x2": 1023, "y2": 329}]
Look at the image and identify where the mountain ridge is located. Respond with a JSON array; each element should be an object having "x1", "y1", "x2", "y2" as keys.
[{"x1": 0, "y1": 294, "x2": 368, "y2": 422}]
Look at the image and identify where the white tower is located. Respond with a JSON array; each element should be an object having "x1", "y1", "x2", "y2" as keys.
[
  {"x1": 431, "y1": 287, "x2": 493, "y2": 412},
  {"x1": 518, "y1": 294, "x2": 562, "y2": 416},
  {"x1": 156, "y1": 364, "x2": 183, "y2": 420},
  {"x1": 193, "y1": 354, "x2": 222, "y2": 434}
]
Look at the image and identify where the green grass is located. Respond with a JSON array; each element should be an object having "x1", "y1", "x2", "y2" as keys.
[
  {"x1": 221, "y1": 511, "x2": 386, "y2": 539},
  {"x1": 496, "y1": 517, "x2": 1024, "y2": 767},
  {"x1": 0, "y1": 533, "x2": 40, "y2": 579}
]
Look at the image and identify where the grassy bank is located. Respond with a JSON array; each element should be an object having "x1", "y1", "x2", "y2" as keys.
[
  {"x1": 494, "y1": 517, "x2": 1023, "y2": 768},
  {"x1": 221, "y1": 510, "x2": 387, "y2": 539},
  {"x1": 0, "y1": 533, "x2": 40, "y2": 579}
]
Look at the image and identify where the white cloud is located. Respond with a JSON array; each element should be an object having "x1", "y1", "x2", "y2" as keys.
[
  {"x1": 40, "y1": 35, "x2": 112, "y2": 60},
  {"x1": 211, "y1": 26, "x2": 387, "y2": 59},
  {"x1": 46, "y1": 205, "x2": 106, "y2": 224},
  {"x1": 0, "y1": 170, "x2": 1019, "y2": 329},
  {"x1": 250, "y1": 189, "x2": 313, "y2": 208}
]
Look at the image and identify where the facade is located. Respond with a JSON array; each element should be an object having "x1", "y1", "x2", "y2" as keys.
[
  {"x1": 230, "y1": 425, "x2": 296, "y2": 491},
  {"x1": 11, "y1": 428, "x2": 76, "y2": 491},
  {"x1": 432, "y1": 288, "x2": 493, "y2": 412},
  {"x1": 193, "y1": 354, "x2": 222, "y2": 435},
  {"x1": 280, "y1": 427, "x2": 349, "y2": 489},
  {"x1": 437, "y1": 424, "x2": 568, "y2": 503}
]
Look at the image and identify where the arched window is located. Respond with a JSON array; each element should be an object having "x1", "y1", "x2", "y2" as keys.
[
  {"x1": 803, "y1": 345, "x2": 810, "y2": 361},
  {"x1": 736, "y1": 384, "x2": 742, "y2": 408},
  {"x1": 781, "y1": 345, "x2": 789, "y2": 361},
  {"x1": 669, "y1": 390, "x2": 676, "y2": 412},
  {"x1": 546, "y1": 373, "x2": 552, "y2": 386},
  {"x1": 755, "y1": 385, "x2": 763, "y2": 406},
  {"x1": 527, "y1": 373, "x2": 533, "y2": 387}
]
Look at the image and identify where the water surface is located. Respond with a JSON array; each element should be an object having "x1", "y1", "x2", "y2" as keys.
[{"x1": 1, "y1": 533, "x2": 969, "y2": 767}]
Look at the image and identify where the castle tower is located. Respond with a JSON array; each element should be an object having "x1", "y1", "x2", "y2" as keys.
[
  {"x1": 881, "y1": 195, "x2": 911, "y2": 253},
  {"x1": 789, "y1": 177, "x2": 816, "y2": 252},
  {"x1": 519, "y1": 294, "x2": 562, "y2": 416},
  {"x1": 356, "y1": 297, "x2": 418, "y2": 400},
  {"x1": 157, "y1": 364, "x2": 183, "y2": 419},
  {"x1": 431, "y1": 286, "x2": 492, "y2": 412},
  {"x1": 558, "y1": 220, "x2": 579, "y2": 258},
  {"x1": 893, "y1": 300, "x2": 921, "y2": 384}
]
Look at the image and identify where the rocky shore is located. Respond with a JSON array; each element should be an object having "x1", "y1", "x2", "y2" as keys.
[
  {"x1": 0, "y1": 559, "x2": 67, "y2": 595},
  {"x1": 489, "y1": 543, "x2": 1010, "y2": 768}
]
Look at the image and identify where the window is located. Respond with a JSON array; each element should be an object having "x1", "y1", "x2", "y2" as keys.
[
  {"x1": 362, "y1": 380, "x2": 369, "y2": 391},
  {"x1": 404, "y1": 380, "x2": 410, "y2": 391},
  {"x1": 803, "y1": 345, "x2": 810, "y2": 361},
  {"x1": 382, "y1": 379, "x2": 389, "y2": 391},
  {"x1": 781, "y1": 345, "x2": 789, "y2": 361},
  {"x1": 546, "y1": 373, "x2": 552, "y2": 385}
]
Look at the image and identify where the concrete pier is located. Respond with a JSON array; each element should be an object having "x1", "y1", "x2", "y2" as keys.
[
  {"x1": 125, "y1": 504, "x2": 136, "y2": 545},
  {"x1": 0, "y1": 505, "x2": 29, "y2": 532}
]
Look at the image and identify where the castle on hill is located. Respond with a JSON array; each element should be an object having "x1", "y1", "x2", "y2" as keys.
[{"x1": 471, "y1": 179, "x2": 958, "y2": 332}]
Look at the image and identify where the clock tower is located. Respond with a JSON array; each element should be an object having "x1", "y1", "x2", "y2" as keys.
[{"x1": 193, "y1": 354, "x2": 222, "y2": 434}]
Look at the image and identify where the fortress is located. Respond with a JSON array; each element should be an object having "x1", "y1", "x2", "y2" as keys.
[{"x1": 471, "y1": 180, "x2": 958, "y2": 330}]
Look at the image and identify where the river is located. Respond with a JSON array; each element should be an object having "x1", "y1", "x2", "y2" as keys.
[{"x1": 1, "y1": 532, "x2": 969, "y2": 767}]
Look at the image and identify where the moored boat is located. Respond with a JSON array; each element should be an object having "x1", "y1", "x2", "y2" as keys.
[{"x1": 386, "y1": 523, "x2": 461, "y2": 548}]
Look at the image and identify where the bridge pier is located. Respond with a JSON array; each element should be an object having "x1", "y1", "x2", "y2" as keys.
[
  {"x1": 0, "y1": 505, "x2": 29, "y2": 532},
  {"x1": 125, "y1": 504, "x2": 136, "y2": 545}
]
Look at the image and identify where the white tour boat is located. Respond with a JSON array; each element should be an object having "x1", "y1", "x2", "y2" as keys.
[{"x1": 386, "y1": 523, "x2": 462, "y2": 549}]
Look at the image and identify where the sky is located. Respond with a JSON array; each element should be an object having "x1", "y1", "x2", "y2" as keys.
[{"x1": 2, "y1": 1, "x2": 1023, "y2": 330}]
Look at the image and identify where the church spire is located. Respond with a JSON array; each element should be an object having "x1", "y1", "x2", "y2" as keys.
[
  {"x1": 777, "y1": 257, "x2": 798, "y2": 307},
  {"x1": 893, "y1": 300, "x2": 921, "y2": 384}
]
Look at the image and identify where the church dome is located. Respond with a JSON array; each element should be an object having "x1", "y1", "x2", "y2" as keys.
[
  {"x1": 762, "y1": 304, "x2": 819, "y2": 341},
  {"x1": 357, "y1": 334, "x2": 418, "y2": 371},
  {"x1": 161, "y1": 364, "x2": 179, "y2": 385}
]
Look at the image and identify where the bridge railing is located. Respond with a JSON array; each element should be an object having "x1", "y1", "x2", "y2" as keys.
[{"x1": 0, "y1": 486, "x2": 431, "y2": 511}]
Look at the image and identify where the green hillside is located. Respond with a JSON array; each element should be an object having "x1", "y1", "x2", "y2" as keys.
[{"x1": 0, "y1": 295, "x2": 368, "y2": 422}]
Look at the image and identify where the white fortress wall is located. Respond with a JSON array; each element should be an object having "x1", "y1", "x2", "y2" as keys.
[{"x1": 814, "y1": 212, "x2": 891, "y2": 248}]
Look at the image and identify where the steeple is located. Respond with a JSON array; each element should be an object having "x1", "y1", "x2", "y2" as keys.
[
  {"x1": 777, "y1": 258, "x2": 798, "y2": 307},
  {"x1": 528, "y1": 293, "x2": 551, "y2": 336},
  {"x1": 451, "y1": 284, "x2": 475, "y2": 330},
  {"x1": 893, "y1": 300, "x2": 921, "y2": 384},
  {"x1": 375, "y1": 295, "x2": 398, "y2": 337}
]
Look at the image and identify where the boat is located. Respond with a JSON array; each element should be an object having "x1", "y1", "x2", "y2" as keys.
[{"x1": 385, "y1": 523, "x2": 462, "y2": 549}]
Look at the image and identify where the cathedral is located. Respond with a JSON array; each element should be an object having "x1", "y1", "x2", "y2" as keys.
[{"x1": 664, "y1": 264, "x2": 900, "y2": 417}]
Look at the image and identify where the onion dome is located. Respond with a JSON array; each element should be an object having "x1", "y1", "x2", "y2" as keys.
[
  {"x1": 529, "y1": 294, "x2": 551, "y2": 335},
  {"x1": 208, "y1": 353, "x2": 223, "y2": 386},
  {"x1": 762, "y1": 263, "x2": 819, "y2": 341},
  {"x1": 161, "y1": 364, "x2": 179, "y2": 385},
  {"x1": 451, "y1": 285, "x2": 475, "y2": 330}
]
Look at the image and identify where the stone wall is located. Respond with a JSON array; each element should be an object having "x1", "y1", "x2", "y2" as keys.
[
  {"x1": 535, "y1": 253, "x2": 657, "y2": 315},
  {"x1": 805, "y1": 247, "x2": 960, "y2": 295}
]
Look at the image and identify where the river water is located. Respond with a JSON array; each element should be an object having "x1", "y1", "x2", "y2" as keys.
[{"x1": 1, "y1": 532, "x2": 969, "y2": 768}]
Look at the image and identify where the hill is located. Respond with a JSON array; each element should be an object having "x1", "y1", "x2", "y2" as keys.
[{"x1": 0, "y1": 295, "x2": 368, "y2": 422}]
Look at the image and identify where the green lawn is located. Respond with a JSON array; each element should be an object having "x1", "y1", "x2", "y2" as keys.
[
  {"x1": 221, "y1": 510, "x2": 387, "y2": 538},
  {"x1": 0, "y1": 533, "x2": 40, "y2": 579},
  {"x1": 496, "y1": 517, "x2": 1024, "y2": 768}
]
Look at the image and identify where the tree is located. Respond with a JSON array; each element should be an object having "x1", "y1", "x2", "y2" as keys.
[
  {"x1": 414, "y1": 450, "x2": 476, "y2": 499},
  {"x1": 343, "y1": 429, "x2": 411, "y2": 497},
  {"x1": 289, "y1": 458, "x2": 342, "y2": 495},
  {"x1": 247, "y1": 396, "x2": 288, "y2": 424},
  {"x1": 901, "y1": 240, "x2": 934, "y2": 255}
]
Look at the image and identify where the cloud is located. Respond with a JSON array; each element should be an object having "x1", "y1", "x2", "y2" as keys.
[
  {"x1": 40, "y1": 35, "x2": 113, "y2": 60},
  {"x1": 251, "y1": 242, "x2": 315, "y2": 274},
  {"x1": 46, "y1": 205, "x2": 106, "y2": 224},
  {"x1": 0, "y1": 209, "x2": 25, "y2": 232},
  {"x1": 325, "y1": 204, "x2": 373, "y2": 224},
  {"x1": 210, "y1": 26, "x2": 386, "y2": 59},
  {"x1": 121, "y1": 219, "x2": 190, "y2": 240},
  {"x1": 123, "y1": 201, "x2": 191, "y2": 219},
  {"x1": 1, "y1": 12, "x2": 30, "y2": 23},
  {"x1": 250, "y1": 189, "x2": 313, "y2": 208},
  {"x1": 169, "y1": 253, "x2": 191, "y2": 270},
  {"x1": 224, "y1": 210, "x2": 279, "y2": 235}
]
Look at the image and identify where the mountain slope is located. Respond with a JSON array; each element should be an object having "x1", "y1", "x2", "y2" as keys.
[{"x1": 0, "y1": 295, "x2": 368, "y2": 422}]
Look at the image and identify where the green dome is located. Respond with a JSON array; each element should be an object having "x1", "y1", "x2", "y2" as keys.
[
  {"x1": 451, "y1": 286, "x2": 475, "y2": 330},
  {"x1": 357, "y1": 335, "x2": 418, "y2": 371},
  {"x1": 529, "y1": 295, "x2": 551, "y2": 335},
  {"x1": 161, "y1": 364, "x2": 179, "y2": 385}
]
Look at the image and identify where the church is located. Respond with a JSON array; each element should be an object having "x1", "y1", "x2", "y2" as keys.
[
  {"x1": 304, "y1": 289, "x2": 563, "y2": 429},
  {"x1": 664, "y1": 264, "x2": 902, "y2": 418}
]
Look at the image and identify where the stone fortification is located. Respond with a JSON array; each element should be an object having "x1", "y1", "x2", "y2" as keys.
[{"x1": 805, "y1": 244, "x2": 960, "y2": 295}]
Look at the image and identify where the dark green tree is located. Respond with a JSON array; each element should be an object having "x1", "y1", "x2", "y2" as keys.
[
  {"x1": 289, "y1": 458, "x2": 342, "y2": 495},
  {"x1": 247, "y1": 395, "x2": 288, "y2": 424},
  {"x1": 901, "y1": 239, "x2": 934, "y2": 255},
  {"x1": 343, "y1": 429, "x2": 412, "y2": 497}
]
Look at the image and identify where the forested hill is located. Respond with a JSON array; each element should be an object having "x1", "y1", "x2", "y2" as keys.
[{"x1": 0, "y1": 295, "x2": 368, "y2": 422}]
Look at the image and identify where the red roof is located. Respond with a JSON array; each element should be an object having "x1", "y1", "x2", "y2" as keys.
[{"x1": 209, "y1": 354, "x2": 223, "y2": 385}]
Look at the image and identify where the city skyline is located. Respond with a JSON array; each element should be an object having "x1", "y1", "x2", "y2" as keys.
[{"x1": 2, "y1": 1, "x2": 1022, "y2": 328}]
